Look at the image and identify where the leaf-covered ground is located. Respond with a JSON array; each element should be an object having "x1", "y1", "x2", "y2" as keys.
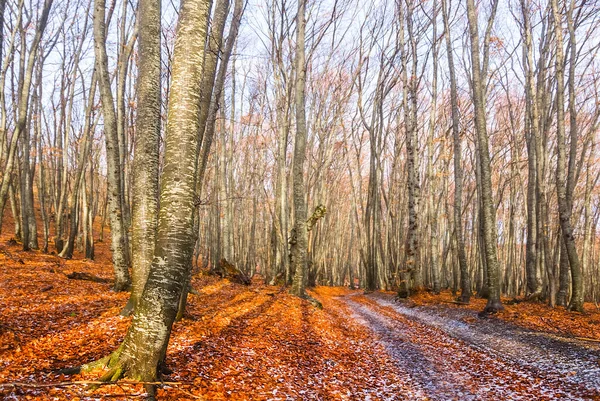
[{"x1": 1, "y1": 218, "x2": 600, "y2": 399}]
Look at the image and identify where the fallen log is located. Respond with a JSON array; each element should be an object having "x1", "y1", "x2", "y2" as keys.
[
  {"x1": 66, "y1": 272, "x2": 111, "y2": 284},
  {"x1": 442, "y1": 300, "x2": 471, "y2": 306},
  {"x1": 212, "y1": 258, "x2": 250, "y2": 285}
]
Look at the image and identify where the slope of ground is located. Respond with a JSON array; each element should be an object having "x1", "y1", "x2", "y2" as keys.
[
  {"x1": 408, "y1": 290, "x2": 600, "y2": 342},
  {"x1": 1, "y1": 213, "x2": 600, "y2": 399},
  {"x1": 345, "y1": 292, "x2": 600, "y2": 400},
  {"x1": 0, "y1": 232, "x2": 415, "y2": 400}
]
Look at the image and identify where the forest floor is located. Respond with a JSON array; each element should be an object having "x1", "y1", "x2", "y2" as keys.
[{"x1": 1, "y1": 219, "x2": 600, "y2": 399}]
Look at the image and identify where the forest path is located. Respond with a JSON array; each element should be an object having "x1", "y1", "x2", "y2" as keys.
[{"x1": 340, "y1": 292, "x2": 600, "y2": 401}]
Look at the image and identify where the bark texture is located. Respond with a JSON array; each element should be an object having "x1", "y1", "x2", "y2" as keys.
[
  {"x1": 93, "y1": 0, "x2": 131, "y2": 291},
  {"x1": 101, "y1": 0, "x2": 212, "y2": 381},
  {"x1": 122, "y1": 0, "x2": 161, "y2": 316},
  {"x1": 466, "y1": 0, "x2": 503, "y2": 313},
  {"x1": 290, "y1": 0, "x2": 308, "y2": 297},
  {"x1": 551, "y1": 0, "x2": 583, "y2": 312},
  {"x1": 442, "y1": 0, "x2": 471, "y2": 303}
]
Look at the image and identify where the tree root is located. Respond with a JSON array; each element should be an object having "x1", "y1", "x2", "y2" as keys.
[
  {"x1": 479, "y1": 300, "x2": 504, "y2": 317},
  {"x1": 525, "y1": 290, "x2": 543, "y2": 302},
  {"x1": 120, "y1": 298, "x2": 135, "y2": 317},
  {"x1": 58, "y1": 345, "x2": 124, "y2": 378},
  {"x1": 88, "y1": 365, "x2": 125, "y2": 390},
  {"x1": 305, "y1": 295, "x2": 323, "y2": 309}
]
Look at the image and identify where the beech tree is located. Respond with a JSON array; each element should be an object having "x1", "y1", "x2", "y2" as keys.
[
  {"x1": 0, "y1": 0, "x2": 54, "y2": 247},
  {"x1": 551, "y1": 0, "x2": 583, "y2": 312},
  {"x1": 69, "y1": 0, "x2": 213, "y2": 385},
  {"x1": 466, "y1": 0, "x2": 502, "y2": 313},
  {"x1": 121, "y1": 0, "x2": 161, "y2": 316},
  {"x1": 443, "y1": 0, "x2": 471, "y2": 303},
  {"x1": 290, "y1": 0, "x2": 309, "y2": 297},
  {"x1": 93, "y1": 0, "x2": 131, "y2": 291},
  {"x1": 4, "y1": 0, "x2": 600, "y2": 335}
]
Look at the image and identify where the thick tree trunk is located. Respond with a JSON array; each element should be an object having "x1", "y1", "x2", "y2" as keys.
[
  {"x1": 121, "y1": 0, "x2": 161, "y2": 316},
  {"x1": 90, "y1": 0, "x2": 211, "y2": 382},
  {"x1": 177, "y1": 0, "x2": 243, "y2": 320}
]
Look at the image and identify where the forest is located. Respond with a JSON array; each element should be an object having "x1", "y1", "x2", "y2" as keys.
[{"x1": 1, "y1": 0, "x2": 600, "y2": 399}]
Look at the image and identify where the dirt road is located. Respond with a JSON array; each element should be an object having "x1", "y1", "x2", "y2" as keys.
[{"x1": 340, "y1": 292, "x2": 600, "y2": 400}]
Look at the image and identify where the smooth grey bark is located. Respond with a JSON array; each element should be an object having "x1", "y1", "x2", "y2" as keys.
[
  {"x1": 550, "y1": 0, "x2": 583, "y2": 312},
  {"x1": 85, "y1": 0, "x2": 212, "y2": 383},
  {"x1": 466, "y1": 0, "x2": 502, "y2": 313},
  {"x1": 520, "y1": 0, "x2": 543, "y2": 300},
  {"x1": 17, "y1": 28, "x2": 38, "y2": 250},
  {"x1": 19, "y1": 92, "x2": 38, "y2": 251},
  {"x1": 290, "y1": 0, "x2": 308, "y2": 297},
  {"x1": 34, "y1": 70, "x2": 49, "y2": 253},
  {"x1": 93, "y1": 0, "x2": 131, "y2": 291},
  {"x1": 115, "y1": 1, "x2": 137, "y2": 238},
  {"x1": 564, "y1": 0, "x2": 583, "y2": 312},
  {"x1": 121, "y1": 0, "x2": 161, "y2": 317},
  {"x1": 83, "y1": 166, "x2": 95, "y2": 260},
  {"x1": 362, "y1": 70, "x2": 385, "y2": 293},
  {"x1": 428, "y1": 0, "x2": 440, "y2": 295},
  {"x1": 269, "y1": 2, "x2": 293, "y2": 285},
  {"x1": 442, "y1": 0, "x2": 471, "y2": 303}
]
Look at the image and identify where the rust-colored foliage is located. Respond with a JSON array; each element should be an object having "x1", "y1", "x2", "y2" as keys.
[
  {"x1": 1, "y1": 205, "x2": 599, "y2": 399},
  {"x1": 0, "y1": 222, "x2": 410, "y2": 399},
  {"x1": 408, "y1": 290, "x2": 600, "y2": 341}
]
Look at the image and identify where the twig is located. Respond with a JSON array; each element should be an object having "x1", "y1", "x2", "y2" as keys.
[
  {"x1": 174, "y1": 386, "x2": 206, "y2": 400},
  {"x1": 575, "y1": 336, "x2": 600, "y2": 343},
  {"x1": 442, "y1": 300, "x2": 471, "y2": 305},
  {"x1": 0, "y1": 380, "x2": 182, "y2": 388}
]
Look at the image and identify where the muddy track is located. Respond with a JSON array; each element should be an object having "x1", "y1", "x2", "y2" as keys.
[{"x1": 342, "y1": 293, "x2": 600, "y2": 401}]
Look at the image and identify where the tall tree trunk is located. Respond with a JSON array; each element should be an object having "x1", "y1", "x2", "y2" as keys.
[
  {"x1": 0, "y1": 0, "x2": 53, "y2": 237},
  {"x1": 443, "y1": 0, "x2": 470, "y2": 303},
  {"x1": 177, "y1": 0, "x2": 243, "y2": 320},
  {"x1": 85, "y1": 0, "x2": 212, "y2": 384},
  {"x1": 521, "y1": 0, "x2": 542, "y2": 300},
  {"x1": 466, "y1": 0, "x2": 502, "y2": 313},
  {"x1": 93, "y1": 0, "x2": 131, "y2": 291},
  {"x1": 121, "y1": 0, "x2": 161, "y2": 316},
  {"x1": 405, "y1": 0, "x2": 421, "y2": 293},
  {"x1": 550, "y1": 0, "x2": 583, "y2": 312},
  {"x1": 564, "y1": 0, "x2": 583, "y2": 312},
  {"x1": 290, "y1": 0, "x2": 309, "y2": 298},
  {"x1": 429, "y1": 0, "x2": 440, "y2": 295}
]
